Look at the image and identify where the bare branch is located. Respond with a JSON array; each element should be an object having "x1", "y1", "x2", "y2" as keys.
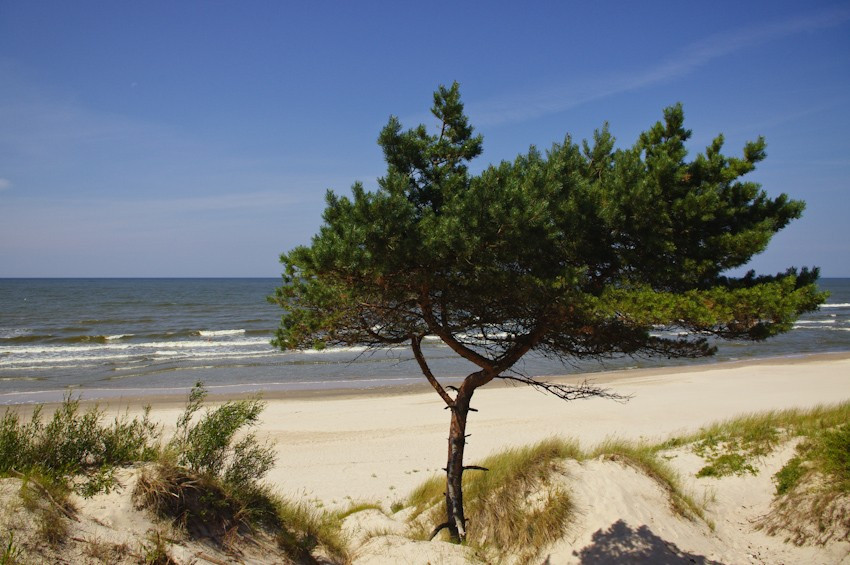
[
  {"x1": 496, "y1": 375, "x2": 632, "y2": 403},
  {"x1": 429, "y1": 522, "x2": 451, "y2": 540},
  {"x1": 419, "y1": 292, "x2": 494, "y2": 371},
  {"x1": 411, "y1": 335, "x2": 454, "y2": 407},
  {"x1": 463, "y1": 465, "x2": 489, "y2": 472}
]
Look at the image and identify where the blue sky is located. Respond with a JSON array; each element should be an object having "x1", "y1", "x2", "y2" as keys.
[{"x1": 1, "y1": 1, "x2": 848, "y2": 277}]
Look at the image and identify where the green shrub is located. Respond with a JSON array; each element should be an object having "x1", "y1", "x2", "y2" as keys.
[
  {"x1": 0, "y1": 396, "x2": 160, "y2": 496},
  {"x1": 773, "y1": 456, "x2": 805, "y2": 495},
  {"x1": 166, "y1": 382, "x2": 275, "y2": 494},
  {"x1": 136, "y1": 382, "x2": 348, "y2": 562},
  {"x1": 817, "y1": 424, "x2": 850, "y2": 491}
]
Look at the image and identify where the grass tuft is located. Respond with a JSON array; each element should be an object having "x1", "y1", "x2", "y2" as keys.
[
  {"x1": 337, "y1": 501, "x2": 385, "y2": 520},
  {"x1": 671, "y1": 401, "x2": 850, "y2": 480},
  {"x1": 592, "y1": 439, "x2": 708, "y2": 523},
  {"x1": 408, "y1": 437, "x2": 579, "y2": 560},
  {"x1": 0, "y1": 532, "x2": 22, "y2": 565},
  {"x1": 134, "y1": 381, "x2": 349, "y2": 563}
]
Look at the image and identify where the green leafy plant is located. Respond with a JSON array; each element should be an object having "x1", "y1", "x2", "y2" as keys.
[
  {"x1": 0, "y1": 397, "x2": 160, "y2": 496},
  {"x1": 134, "y1": 382, "x2": 349, "y2": 562}
]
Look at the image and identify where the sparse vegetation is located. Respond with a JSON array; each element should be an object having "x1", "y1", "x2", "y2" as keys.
[
  {"x1": 133, "y1": 382, "x2": 349, "y2": 563},
  {"x1": 592, "y1": 439, "x2": 708, "y2": 524},
  {"x1": 138, "y1": 528, "x2": 178, "y2": 565},
  {"x1": 0, "y1": 395, "x2": 160, "y2": 497},
  {"x1": 1, "y1": 532, "x2": 22, "y2": 565},
  {"x1": 18, "y1": 472, "x2": 75, "y2": 547},
  {"x1": 337, "y1": 501, "x2": 384, "y2": 521},
  {"x1": 757, "y1": 420, "x2": 850, "y2": 544},
  {"x1": 2, "y1": 387, "x2": 847, "y2": 560},
  {"x1": 406, "y1": 438, "x2": 581, "y2": 561},
  {"x1": 664, "y1": 401, "x2": 850, "y2": 480},
  {"x1": 661, "y1": 401, "x2": 850, "y2": 545},
  {"x1": 81, "y1": 535, "x2": 131, "y2": 564}
]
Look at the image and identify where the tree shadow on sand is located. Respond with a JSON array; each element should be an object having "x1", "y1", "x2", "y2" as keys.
[{"x1": 567, "y1": 520, "x2": 725, "y2": 564}]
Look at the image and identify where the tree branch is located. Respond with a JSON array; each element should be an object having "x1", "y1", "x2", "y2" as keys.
[
  {"x1": 411, "y1": 335, "x2": 454, "y2": 407},
  {"x1": 419, "y1": 292, "x2": 494, "y2": 371},
  {"x1": 496, "y1": 376, "x2": 631, "y2": 403}
]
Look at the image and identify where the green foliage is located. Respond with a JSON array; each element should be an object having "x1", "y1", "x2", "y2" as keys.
[
  {"x1": 671, "y1": 402, "x2": 850, "y2": 482},
  {"x1": 272, "y1": 83, "x2": 823, "y2": 542},
  {"x1": 0, "y1": 396, "x2": 160, "y2": 496},
  {"x1": 696, "y1": 453, "x2": 758, "y2": 478},
  {"x1": 136, "y1": 382, "x2": 348, "y2": 562},
  {"x1": 818, "y1": 424, "x2": 850, "y2": 491},
  {"x1": 272, "y1": 82, "x2": 823, "y2": 387},
  {"x1": 773, "y1": 456, "x2": 805, "y2": 495},
  {"x1": 773, "y1": 422, "x2": 850, "y2": 496},
  {"x1": 167, "y1": 382, "x2": 275, "y2": 493},
  {"x1": 138, "y1": 528, "x2": 177, "y2": 565}
]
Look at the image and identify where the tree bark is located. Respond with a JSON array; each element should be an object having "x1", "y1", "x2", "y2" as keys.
[{"x1": 445, "y1": 384, "x2": 473, "y2": 543}]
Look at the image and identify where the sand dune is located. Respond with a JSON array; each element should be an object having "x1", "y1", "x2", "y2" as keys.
[{"x1": 3, "y1": 353, "x2": 849, "y2": 563}]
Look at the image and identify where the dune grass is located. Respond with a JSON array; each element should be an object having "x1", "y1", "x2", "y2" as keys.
[
  {"x1": 661, "y1": 401, "x2": 850, "y2": 480},
  {"x1": 591, "y1": 439, "x2": 709, "y2": 525},
  {"x1": 657, "y1": 401, "x2": 850, "y2": 545},
  {"x1": 0, "y1": 532, "x2": 22, "y2": 565},
  {"x1": 1, "y1": 384, "x2": 350, "y2": 563},
  {"x1": 401, "y1": 405, "x2": 848, "y2": 555},
  {"x1": 406, "y1": 434, "x2": 707, "y2": 556},
  {"x1": 0, "y1": 395, "x2": 161, "y2": 549},
  {"x1": 407, "y1": 438, "x2": 585, "y2": 561},
  {"x1": 133, "y1": 382, "x2": 350, "y2": 563},
  {"x1": 758, "y1": 418, "x2": 850, "y2": 545}
]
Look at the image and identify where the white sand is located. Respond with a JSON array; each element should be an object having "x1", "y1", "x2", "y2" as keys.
[
  {"x1": 4, "y1": 354, "x2": 849, "y2": 563},
  {"x1": 255, "y1": 355, "x2": 850, "y2": 509}
]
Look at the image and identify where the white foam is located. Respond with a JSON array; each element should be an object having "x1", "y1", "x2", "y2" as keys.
[
  {"x1": 821, "y1": 303, "x2": 850, "y2": 308},
  {"x1": 794, "y1": 320, "x2": 836, "y2": 324},
  {"x1": 300, "y1": 345, "x2": 369, "y2": 355},
  {"x1": 0, "y1": 328, "x2": 32, "y2": 339},
  {"x1": 198, "y1": 329, "x2": 246, "y2": 337}
]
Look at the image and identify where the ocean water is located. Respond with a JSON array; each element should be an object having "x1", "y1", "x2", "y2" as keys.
[{"x1": 1, "y1": 278, "x2": 848, "y2": 404}]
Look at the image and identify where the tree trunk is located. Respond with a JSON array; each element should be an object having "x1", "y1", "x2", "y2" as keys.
[{"x1": 445, "y1": 387, "x2": 472, "y2": 543}]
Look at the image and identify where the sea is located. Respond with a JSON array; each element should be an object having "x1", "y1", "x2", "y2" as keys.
[{"x1": 1, "y1": 278, "x2": 848, "y2": 405}]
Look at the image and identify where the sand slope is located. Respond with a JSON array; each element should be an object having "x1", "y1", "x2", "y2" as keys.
[{"x1": 2, "y1": 354, "x2": 849, "y2": 563}]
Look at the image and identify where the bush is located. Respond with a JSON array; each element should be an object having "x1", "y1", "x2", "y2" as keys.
[
  {"x1": 165, "y1": 382, "x2": 275, "y2": 494},
  {"x1": 135, "y1": 382, "x2": 348, "y2": 562},
  {"x1": 0, "y1": 396, "x2": 160, "y2": 496}
]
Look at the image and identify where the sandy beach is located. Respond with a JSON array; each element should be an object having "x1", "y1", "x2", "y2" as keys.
[
  {"x1": 195, "y1": 352, "x2": 844, "y2": 510},
  {"x1": 4, "y1": 353, "x2": 850, "y2": 563}
]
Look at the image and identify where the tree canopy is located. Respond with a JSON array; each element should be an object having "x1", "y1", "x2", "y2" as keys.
[
  {"x1": 271, "y1": 83, "x2": 825, "y2": 541},
  {"x1": 273, "y1": 83, "x2": 822, "y2": 371}
]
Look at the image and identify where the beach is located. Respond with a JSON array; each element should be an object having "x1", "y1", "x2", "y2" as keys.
[
  {"x1": 183, "y1": 353, "x2": 850, "y2": 509},
  {"x1": 48, "y1": 352, "x2": 844, "y2": 564}
]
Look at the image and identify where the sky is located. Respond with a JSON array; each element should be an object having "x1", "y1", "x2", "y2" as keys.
[{"x1": 1, "y1": 1, "x2": 849, "y2": 277}]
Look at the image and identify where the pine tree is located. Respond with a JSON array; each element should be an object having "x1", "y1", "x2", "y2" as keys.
[{"x1": 270, "y1": 83, "x2": 825, "y2": 542}]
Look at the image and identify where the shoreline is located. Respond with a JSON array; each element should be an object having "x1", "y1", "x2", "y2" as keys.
[{"x1": 2, "y1": 349, "x2": 848, "y2": 409}]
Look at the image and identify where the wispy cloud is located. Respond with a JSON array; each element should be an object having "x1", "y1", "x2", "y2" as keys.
[
  {"x1": 469, "y1": 6, "x2": 850, "y2": 127},
  {"x1": 0, "y1": 178, "x2": 10, "y2": 191}
]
